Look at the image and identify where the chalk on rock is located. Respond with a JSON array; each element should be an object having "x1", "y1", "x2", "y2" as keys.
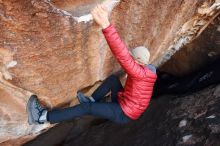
[
  {"x1": 206, "y1": 115, "x2": 216, "y2": 119},
  {"x1": 179, "y1": 119, "x2": 187, "y2": 128},
  {"x1": 102, "y1": 0, "x2": 120, "y2": 12},
  {"x1": 74, "y1": 14, "x2": 93, "y2": 23},
  {"x1": 6, "y1": 61, "x2": 17, "y2": 69},
  {"x1": 74, "y1": 0, "x2": 120, "y2": 23},
  {"x1": 214, "y1": 84, "x2": 220, "y2": 97},
  {"x1": 182, "y1": 134, "x2": 192, "y2": 143}
]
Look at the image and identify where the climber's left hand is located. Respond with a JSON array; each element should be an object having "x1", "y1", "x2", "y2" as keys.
[{"x1": 91, "y1": 4, "x2": 110, "y2": 29}]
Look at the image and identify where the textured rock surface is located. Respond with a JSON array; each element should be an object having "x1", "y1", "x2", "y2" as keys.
[
  {"x1": 24, "y1": 84, "x2": 220, "y2": 146},
  {"x1": 161, "y1": 14, "x2": 220, "y2": 76},
  {"x1": 0, "y1": 0, "x2": 219, "y2": 145}
]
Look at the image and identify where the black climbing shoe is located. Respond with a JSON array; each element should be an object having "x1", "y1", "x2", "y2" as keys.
[{"x1": 27, "y1": 95, "x2": 47, "y2": 125}]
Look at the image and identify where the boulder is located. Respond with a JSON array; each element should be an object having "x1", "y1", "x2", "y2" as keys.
[{"x1": 0, "y1": 0, "x2": 219, "y2": 145}]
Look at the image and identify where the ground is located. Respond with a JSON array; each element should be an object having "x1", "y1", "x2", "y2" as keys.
[{"x1": 24, "y1": 84, "x2": 220, "y2": 146}]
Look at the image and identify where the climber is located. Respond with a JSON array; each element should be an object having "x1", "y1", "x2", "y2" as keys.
[{"x1": 27, "y1": 4, "x2": 157, "y2": 125}]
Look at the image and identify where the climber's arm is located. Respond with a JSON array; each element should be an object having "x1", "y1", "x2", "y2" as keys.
[
  {"x1": 91, "y1": 5, "x2": 144, "y2": 76},
  {"x1": 102, "y1": 25, "x2": 145, "y2": 76}
]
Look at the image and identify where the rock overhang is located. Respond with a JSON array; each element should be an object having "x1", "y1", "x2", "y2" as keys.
[{"x1": 0, "y1": 0, "x2": 220, "y2": 145}]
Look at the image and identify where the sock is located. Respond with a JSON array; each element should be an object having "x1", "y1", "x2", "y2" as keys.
[
  {"x1": 39, "y1": 110, "x2": 48, "y2": 123},
  {"x1": 88, "y1": 96, "x2": 95, "y2": 102}
]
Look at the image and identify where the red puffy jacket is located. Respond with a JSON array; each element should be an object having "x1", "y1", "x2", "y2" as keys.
[{"x1": 102, "y1": 24, "x2": 157, "y2": 120}]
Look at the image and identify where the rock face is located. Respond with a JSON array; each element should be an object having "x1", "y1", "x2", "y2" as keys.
[
  {"x1": 161, "y1": 14, "x2": 220, "y2": 76},
  {"x1": 0, "y1": 0, "x2": 219, "y2": 145}
]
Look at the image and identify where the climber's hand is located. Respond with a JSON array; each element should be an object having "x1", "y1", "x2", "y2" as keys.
[{"x1": 91, "y1": 4, "x2": 110, "y2": 29}]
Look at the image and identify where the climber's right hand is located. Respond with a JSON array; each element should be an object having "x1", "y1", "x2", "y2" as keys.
[{"x1": 91, "y1": 4, "x2": 110, "y2": 29}]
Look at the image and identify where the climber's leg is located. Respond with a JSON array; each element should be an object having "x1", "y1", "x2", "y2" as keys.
[
  {"x1": 91, "y1": 74, "x2": 123, "y2": 102},
  {"x1": 47, "y1": 102, "x2": 131, "y2": 124}
]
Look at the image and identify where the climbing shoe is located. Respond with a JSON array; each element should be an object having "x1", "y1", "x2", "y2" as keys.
[
  {"x1": 27, "y1": 95, "x2": 47, "y2": 125},
  {"x1": 77, "y1": 91, "x2": 95, "y2": 103}
]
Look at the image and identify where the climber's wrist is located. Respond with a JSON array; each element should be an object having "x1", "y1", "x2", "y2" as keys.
[{"x1": 101, "y1": 21, "x2": 110, "y2": 29}]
